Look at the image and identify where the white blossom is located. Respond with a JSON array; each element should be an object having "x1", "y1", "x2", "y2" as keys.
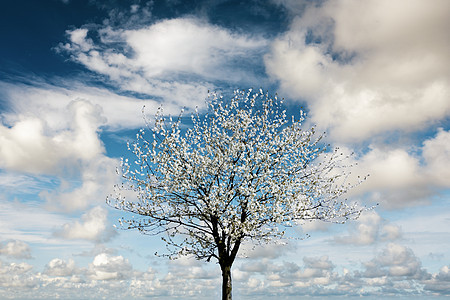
[{"x1": 107, "y1": 89, "x2": 366, "y2": 299}]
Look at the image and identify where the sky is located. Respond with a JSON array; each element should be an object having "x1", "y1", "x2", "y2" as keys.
[{"x1": 0, "y1": 0, "x2": 449, "y2": 299}]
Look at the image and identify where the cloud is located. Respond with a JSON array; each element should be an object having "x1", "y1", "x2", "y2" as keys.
[
  {"x1": 0, "y1": 261, "x2": 36, "y2": 289},
  {"x1": 119, "y1": 18, "x2": 266, "y2": 79},
  {"x1": 298, "y1": 219, "x2": 330, "y2": 232},
  {"x1": 265, "y1": 0, "x2": 450, "y2": 142},
  {"x1": 234, "y1": 242, "x2": 443, "y2": 297},
  {"x1": 0, "y1": 85, "x2": 132, "y2": 211},
  {"x1": 303, "y1": 255, "x2": 334, "y2": 270},
  {"x1": 337, "y1": 129, "x2": 450, "y2": 208},
  {"x1": 0, "y1": 94, "x2": 123, "y2": 211},
  {"x1": 88, "y1": 253, "x2": 134, "y2": 280},
  {"x1": 67, "y1": 28, "x2": 93, "y2": 52},
  {"x1": 54, "y1": 206, "x2": 117, "y2": 242},
  {"x1": 0, "y1": 171, "x2": 55, "y2": 194},
  {"x1": 361, "y1": 243, "x2": 429, "y2": 279},
  {"x1": 0, "y1": 240, "x2": 32, "y2": 259},
  {"x1": 43, "y1": 258, "x2": 76, "y2": 276},
  {"x1": 0, "y1": 246, "x2": 448, "y2": 298},
  {"x1": 166, "y1": 255, "x2": 219, "y2": 281},
  {"x1": 39, "y1": 155, "x2": 119, "y2": 212},
  {"x1": 424, "y1": 265, "x2": 450, "y2": 295},
  {"x1": 334, "y1": 211, "x2": 401, "y2": 245},
  {"x1": 58, "y1": 17, "x2": 268, "y2": 101},
  {"x1": 0, "y1": 79, "x2": 201, "y2": 131},
  {"x1": 0, "y1": 200, "x2": 75, "y2": 244},
  {"x1": 235, "y1": 254, "x2": 339, "y2": 295},
  {"x1": 239, "y1": 241, "x2": 293, "y2": 260},
  {"x1": 0, "y1": 99, "x2": 104, "y2": 174},
  {"x1": 422, "y1": 128, "x2": 450, "y2": 186}
]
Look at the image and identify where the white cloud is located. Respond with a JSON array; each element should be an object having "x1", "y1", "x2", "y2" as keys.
[
  {"x1": 0, "y1": 201, "x2": 75, "y2": 244},
  {"x1": 337, "y1": 129, "x2": 450, "y2": 208},
  {"x1": 335, "y1": 211, "x2": 401, "y2": 245},
  {"x1": 424, "y1": 265, "x2": 450, "y2": 295},
  {"x1": 0, "y1": 247, "x2": 448, "y2": 298},
  {"x1": 235, "y1": 254, "x2": 339, "y2": 295},
  {"x1": 265, "y1": 0, "x2": 450, "y2": 142},
  {"x1": 0, "y1": 171, "x2": 55, "y2": 194},
  {"x1": 44, "y1": 258, "x2": 76, "y2": 276},
  {"x1": 362, "y1": 243, "x2": 429, "y2": 279},
  {"x1": 54, "y1": 206, "x2": 116, "y2": 242},
  {"x1": 39, "y1": 155, "x2": 118, "y2": 212},
  {"x1": 0, "y1": 261, "x2": 33, "y2": 275},
  {"x1": 357, "y1": 148, "x2": 422, "y2": 190},
  {"x1": 0, "y1": 240, "x2": 32, "y2": 259},
  {"x1": 0, "y1": 260, "x2": 37, "y2": 291},
  {"x1": 67, "y1": 28, "x2": 93, "y2": 52},
  {"x1": 234, "y1": 242, "x2": 445, "y2": 297},
  {"x1": 0, "y1": 99, "x2": 104, "y2": 174},
  {"x1": 422, "y1": 128, "x2": 450, "y2": 186},
  {"x1": 58, "y1": 18, "x2": 267, "y2": 102},
  {"x1": 303, "y1": 255, "x2": 334, "y2": 270},
  {"x1": 0, "y1": 80, "x2": 162, "y2": 131},
  {"x1": 0, "y1": 86, "x2": 134, "y2": 211},
  {"x1": 88, "y1": 253, "x2": 133, "y2": 280},
  {"x1": 0, "y1": 79, "x2": 206, "y2": 132},
  {"x1": 0, "y1": 94, "x2": 123, "y2": 211},
  {"x1": 166, "y1": 255, "x2": 218, "y2": 281},
  {"x1": 119, "y1": 18, "x2": 266, "y2": 79}
]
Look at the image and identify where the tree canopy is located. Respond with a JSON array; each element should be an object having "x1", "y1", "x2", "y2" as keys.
[{"x1": 108, "y1": 89, "x2": 366, "y2": 299}]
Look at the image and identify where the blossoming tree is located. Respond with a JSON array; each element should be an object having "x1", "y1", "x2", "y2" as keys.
[{"x1": 108, "y1": 89, "x2": 365, "y2": 300}]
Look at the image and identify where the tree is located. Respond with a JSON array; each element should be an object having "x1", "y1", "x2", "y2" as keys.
[{"x1": 107, "y1": 89, "x2": 365, "y2": 300}]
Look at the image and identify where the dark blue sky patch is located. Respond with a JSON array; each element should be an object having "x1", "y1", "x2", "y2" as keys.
[
  {"x1": 206, "y1": 0, "x2": 289, "y2": 37},
  {"x1": 0, "y1": 0, "x2": 108, "y2": 75}
]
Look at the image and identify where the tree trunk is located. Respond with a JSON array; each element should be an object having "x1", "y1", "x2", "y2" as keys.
[{"x1": 221, "y1": 264, "x2": 232, "y2": 300}]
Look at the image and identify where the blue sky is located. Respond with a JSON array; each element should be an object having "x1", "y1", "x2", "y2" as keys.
[{"x1": 0, "y1": 0, "x2": 449, "y2": 299}]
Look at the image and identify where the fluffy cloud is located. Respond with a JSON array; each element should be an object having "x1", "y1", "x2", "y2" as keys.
[
  {"x1": 0, "y1": 261, "x2": 36, "y2": 290},
  {"x1": 360, "y1": 243, "x2": 429, "y2": 280},
  {"x1": 54, "y1": 206, "x2": 116, "y2": 242},
  {"x1": 0, "y1": 247, "x2": 448, "y2": 298},
  {"x1": 234, "y1": 243, "x2": 441, "y2": 297},
  {"x1": 0, "y1": 99, "x2": 104, "y2": 174},
  {"x1": 265, "y1": 0, "x2": 450, "y2": 142},
  {"x1": 302, "y1": 255, "x2": 334, "y2": 272},
  {"x1": 39, "y1": 155, "x2": 118, "y2": 212},
  {"x1": 127, "y1": 256, "x2": 219, "y2": 298},
  {"x1": 0, "y1": 240, "x2": 32, "y2": 259},
  {"x1": 0, "y1": 89, "x2": 129, "y2": 211},
  {"x1": 43, "y1": 258, "x2": 76, "y2": 277},
  {"x1": 422, "y1": 128, "x2": 450, "y2": 186},
  {"x1": 58, "y1": 18, "x2": 268, "y2": 102},
  {"x1": 88, "y1": 253, "x2": 133, "y2": 280},
  {"x1": 334, "y1": 211, "x2": 401, "y2": 245},
  {"x1": 236, "y1": 255, "x2": 337, "y2": 290},
  {"x1": 113, "y1": 18, "x2": 266, "y2": 79},
  {"x1": 424, "y1": 265, "x2": 450, "y2": 295},
  {"x1": 337, "y1": 128, "x2": 450, "y2": 208}
]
